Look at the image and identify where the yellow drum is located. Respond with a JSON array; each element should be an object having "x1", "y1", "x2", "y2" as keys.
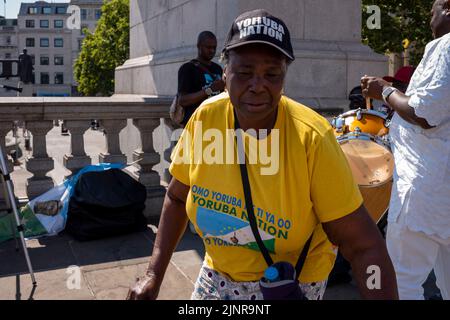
[
  {"x1": 337, "y1": 132, "x2": 394, "y2": 224},
  {"x1": 332, "y1": 109, "x2": 389, "y2": 137}
]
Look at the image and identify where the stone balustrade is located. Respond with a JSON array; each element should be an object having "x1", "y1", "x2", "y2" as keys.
[{"x1": 0, "y1": 94, "x2": 174, "y2": 219}]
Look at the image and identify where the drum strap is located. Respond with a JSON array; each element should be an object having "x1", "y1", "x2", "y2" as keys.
[{"x1": 233, "y1": 110, "x2": 314, "y2": 276}]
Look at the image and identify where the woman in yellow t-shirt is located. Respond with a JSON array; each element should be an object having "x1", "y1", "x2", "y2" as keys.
[{"x1": 128, "y1": 9, "x2": 398, "y2": 301}]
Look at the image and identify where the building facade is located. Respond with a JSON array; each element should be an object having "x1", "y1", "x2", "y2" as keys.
[
  {"x1": 0, "y1": 17, "x2": 18, "y2": 61},
  {"x1": 0, "y1": 0, "x2": 103, "y2": 97},
  {"x1": 17, "y1": 2, "x2": 72, "y2": 96},
  {"x1": 0, "y1": 17, "x2": 19, "y2": 96}
]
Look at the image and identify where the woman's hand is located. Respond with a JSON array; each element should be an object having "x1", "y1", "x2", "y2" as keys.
[{"x1": 126, "y1": 272, "x2": 161, "y2": 300}]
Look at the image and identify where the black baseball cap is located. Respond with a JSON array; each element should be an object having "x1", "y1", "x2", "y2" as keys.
[{"x1": 223, "y1": 9, "x2": 295, "y2": 61}]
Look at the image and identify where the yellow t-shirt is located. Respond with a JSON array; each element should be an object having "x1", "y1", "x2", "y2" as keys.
[{"x1": 170, "y1": 92, "x2": 363, "y2": 283}]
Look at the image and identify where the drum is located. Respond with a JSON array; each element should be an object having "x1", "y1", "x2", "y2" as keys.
[
  {"x1": 337, "y1": 132, "x2": 394, "y2": 224},
  {"x1": 332, "y1": 109, "x2": 389, "y2": 137}
]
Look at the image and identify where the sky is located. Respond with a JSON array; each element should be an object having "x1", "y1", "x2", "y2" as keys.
[{"x1": 3, "y1": 0, "x2": 70, "y2": 19}]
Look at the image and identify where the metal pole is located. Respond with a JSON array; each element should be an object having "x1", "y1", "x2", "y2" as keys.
[{"x1": 0, "y1": 144, "x2": 37, "y2": 286}]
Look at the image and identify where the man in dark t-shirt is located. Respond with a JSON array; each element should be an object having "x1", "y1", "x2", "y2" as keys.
[{"x1": 178, "y1": 31, "x2": 225, "y2": 125}]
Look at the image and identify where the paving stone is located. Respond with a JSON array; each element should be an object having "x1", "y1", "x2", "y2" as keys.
[
  {"x1": 94, "y1": 287, "x2": 131, "y2": 300},
  {"x1": 68, "y1": 230, "x2": 155, "y2": 269},
  {"x1": 157, "y1": 262, "x2": 195, "y2": 300},
  {"x1": 171, "y1": 249, "x2": 203, "y2": 284},
  {"x1": 83, "y1": 261, "x2": 194, "y2": 300},
  {"x1": 83, "y1": 263, "x2": 147, "y2": 300},
  {"x1": 0, "y1": 234, "x2": 77, "y2": 277},
  {"x1": 0, "y1": 268, "x2": 94, "y2": 300},
  {"x1": 170, "y1": 230, "x2": 204, "y2": 284}
]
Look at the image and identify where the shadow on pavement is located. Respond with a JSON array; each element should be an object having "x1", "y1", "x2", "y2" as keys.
[{"x1": 0, "y1": 216, "x2": 205, "y2": 281}]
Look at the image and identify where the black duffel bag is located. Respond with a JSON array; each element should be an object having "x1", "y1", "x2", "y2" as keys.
[{"x1": 66, "y1": 169, "x2": 148, "y2": 241}]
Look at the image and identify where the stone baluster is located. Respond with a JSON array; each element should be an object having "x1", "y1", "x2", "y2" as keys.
[
  {"x1": 25, "y1": 121, "x2": 55, "y2": 200},
  {"x1": 0, "y1": 121, "x2": 14, "y2": 173},
  {"x1": 63, "y1": 120, "x2": 92, "y2": 176},
  {"x1": 162, "y1": 118, "x2": 180, "y2": 185},
  {"x1": 131, "y1": 118, "x2": 166, "y2": 218},
  {"x1": 99, "y1": 119, "x2": 127, "y2": 164},
  {"x1": 0, "y1": 121, "x2": 14, "y2": 211}
]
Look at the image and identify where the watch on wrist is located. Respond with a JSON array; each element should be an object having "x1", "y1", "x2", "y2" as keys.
[
  {"x1": 382, "y1": 86, "x2": 398, "y2": 104},
  {"x1": 205, "y1": 87, "x2": 213, "y2": 97}
]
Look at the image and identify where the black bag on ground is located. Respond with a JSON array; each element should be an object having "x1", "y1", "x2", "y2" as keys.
[{"x1": 66, "y1": 169, "x2": 148, "y2": 241}]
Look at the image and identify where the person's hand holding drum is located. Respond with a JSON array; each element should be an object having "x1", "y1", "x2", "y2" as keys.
[{"x1": 361, "y1": 75, "x2": 391, "y2": 101}]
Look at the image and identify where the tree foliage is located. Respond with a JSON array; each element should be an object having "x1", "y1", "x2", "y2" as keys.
[
  {"x1": 74, "y1": 0, "x2": 129, "y2": 96},
  {"x1": 362, "y1": 0, "x2": 434, "y2": 65}
]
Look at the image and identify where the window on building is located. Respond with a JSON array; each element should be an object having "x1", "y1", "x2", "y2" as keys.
[
  {"x1": 40, "y1": 20, "x2": 49, "y2": 28},
  {"x1": 41, "y1": 73, "x2": 49, "y2": 85},
  {"x1": 5, "y1": 53, "x2": 11, "y2": 59},
  {"x1": 54, "y1": 38, "x2": 64, "y2": 48},
  {"x1": 31, "y1": 55, "x2": 35, "y2": 65},
  {"x1": 54, "y1": 56, "x2": 64, "y2": 65},
  {"x1": 55, "y1": 73, "x2": 64, "y2": 85},
  {"x1": 28, "y1": 7, "x2": 38, "y2": 15},
  {"x1": 56, "y1": 6, "x2": 66, "y2": 14},
  {"x1": 40, "y1": 38, "x2": 49, "y2": 47},
  {"x1": 6, "y1": 36, "x2": 11, "y2": 45},
  {"x1": 54, "y1": 20, "x2": 64, "y2": 29},
  {"x1": 81, "y1": 9, "x2": 88, "y2": 21},
  {"x1": 26, "y1": 20, "x2": 35, "y2": 28},
  {"x1": 78, "y1": 39, "x2": 83, "y2": 51},
  {"x1": 26, "y1": 38, "x2": 35, "y2": 47},
  {"x1": 40, "y1": 56, "x2": 49, "y2": 66},
  {"x1": 42, "y1": 7, "x2": 52, "y2": 15},
  {"x1": 95, "y1": 9, "x2": 102, "y2": 20}
]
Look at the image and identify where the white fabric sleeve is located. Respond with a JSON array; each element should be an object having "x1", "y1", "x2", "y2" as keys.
[{"x1": 408, "y1": 37, "x2": 450, "y2": 127}]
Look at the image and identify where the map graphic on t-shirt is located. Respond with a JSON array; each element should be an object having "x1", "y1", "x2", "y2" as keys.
[{"x1": 196, "y1": 207, "x2": 275, "y2": 253}]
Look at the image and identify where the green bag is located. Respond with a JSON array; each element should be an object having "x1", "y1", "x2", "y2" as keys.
[{"x1": 0, "y1": 206, "x2": 47, "y2": 244}]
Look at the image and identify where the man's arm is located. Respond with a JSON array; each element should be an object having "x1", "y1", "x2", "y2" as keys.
[
  {"x1": 385, "y1": 90, "x2": 434, "y2": 129},
  {"x1": 127, "y1": 178, "x2": 190, "y2": 300},
  {"x1": 178, "y1": 79, "x2": 225, "y2": 107},
  {"x1": 323, "y1": 205, "x2": 399, "y2": 300},
  {"x1": 177, "y1": 63, "x2": 225, "y2": 108},
  {"x1": 361, "y1": 77, "x2": 433, "y2": 129},
  {"x1": 178, "y1": 89, "x2": 210, "y2": 108}
]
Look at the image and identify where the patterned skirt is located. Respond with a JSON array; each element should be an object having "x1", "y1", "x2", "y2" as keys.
[{"x1": 191, "y1": 262, "x2": 328, "y2": 300}]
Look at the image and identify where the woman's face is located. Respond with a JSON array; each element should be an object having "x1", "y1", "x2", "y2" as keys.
[{"x1": 225, "y1": 45, "x2": 287, "y2": 124}]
